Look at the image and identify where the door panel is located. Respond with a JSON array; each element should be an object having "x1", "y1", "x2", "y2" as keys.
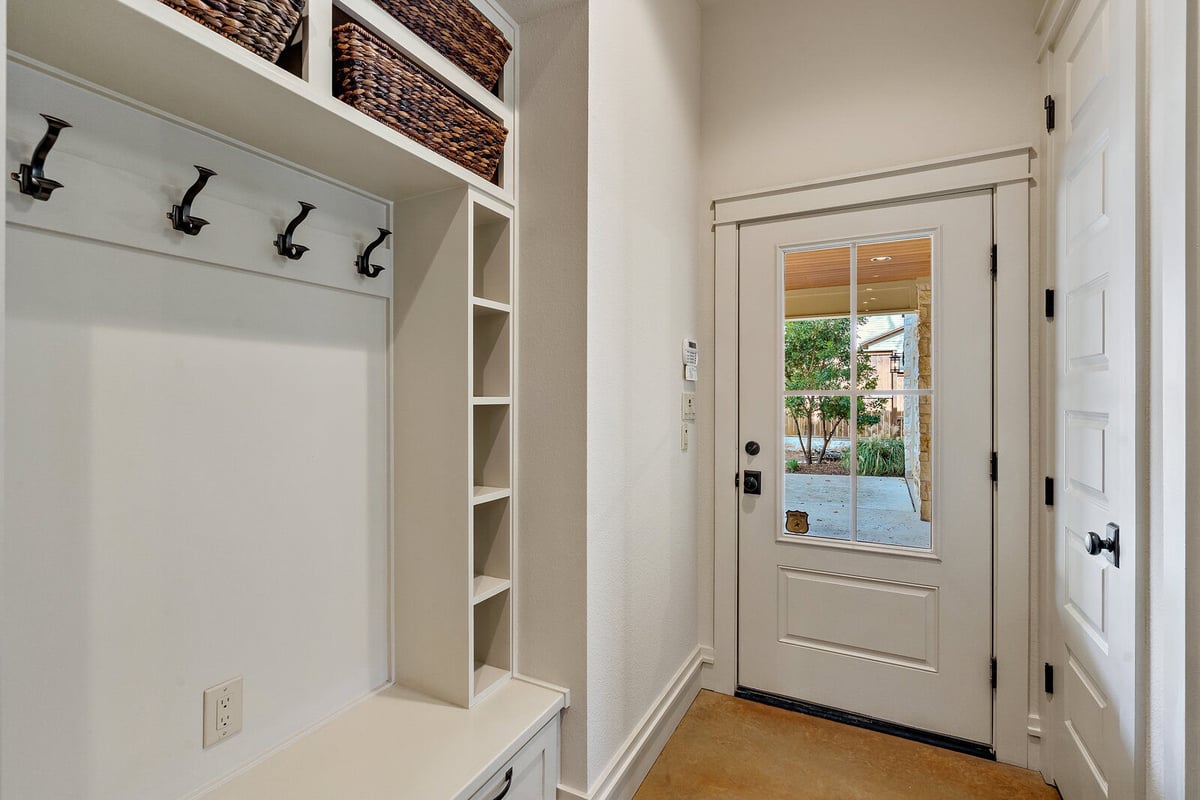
[
  {"x1": 1048, "y1": 0, "x2": 1139, "y2": 796},
  {"x1": 738, "y1": 192, "x2": 994, "y2": 744}
]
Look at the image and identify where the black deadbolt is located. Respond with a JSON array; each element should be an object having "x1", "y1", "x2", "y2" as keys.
[
  {"x1": 745, "y1": 441, "x2": 761, "y2": 456},
  {"x1": 743, "y1": 470, "x2": 762, "y2": 495}
]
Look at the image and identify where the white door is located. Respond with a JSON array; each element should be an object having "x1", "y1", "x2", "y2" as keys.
[
  {"x1": 737, "y1": 192, "x2": 995, "y2": 746},
  {"x1": 1046, "y1": 0, "x2": 1140, "y2": 796}
]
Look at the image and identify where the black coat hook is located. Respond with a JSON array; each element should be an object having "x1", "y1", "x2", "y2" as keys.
[
  {"x1": 356, "y1": 227, "x2": 391, "y2": 278},
  {"x1": 167, "y1": 166, "x2": 217, "y2": 236},
  {"x1": 11, "y1": 114, "x2": 72, "y2": 201},
  {"x1": 275, "y1": 201, "x2": 316, "y2": 260}
]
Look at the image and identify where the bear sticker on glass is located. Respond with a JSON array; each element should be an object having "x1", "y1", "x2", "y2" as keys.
[{"x1": 785, "y1": 510, "x2": 809, "y2": 535}]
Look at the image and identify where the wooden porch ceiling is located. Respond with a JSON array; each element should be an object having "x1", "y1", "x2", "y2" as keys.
[{"x1": 784, "y1": 237, "x2": 931, "y2": 292}]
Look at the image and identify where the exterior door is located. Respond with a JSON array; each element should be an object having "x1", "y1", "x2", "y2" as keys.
[
  {"x1": 1046, "y1": 0, "x2": 1140, "y2": 796},
  {"x1": 737, "y1": 192, "x2": 995, "y2": 746}
]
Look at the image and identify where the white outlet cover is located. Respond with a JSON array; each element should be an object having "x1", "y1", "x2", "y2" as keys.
[{"x1": 203, "y1": 676, "x2": 244, "y2": 748}]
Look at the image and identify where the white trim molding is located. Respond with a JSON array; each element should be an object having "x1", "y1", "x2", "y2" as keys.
[
  {"x1": 707, "y1": 146, "x2": 1036, "y2": 768},
  {"x1": 558, "y1": 648, "x2": 709, "y2": 800}
]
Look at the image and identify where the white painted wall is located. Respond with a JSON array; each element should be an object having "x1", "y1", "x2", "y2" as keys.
[
  {"x1": 696, "y1": 0, "x2": 1043, "y2": 727},
  {"x1": 586, "y1": 0, "x2": 702, "y2": 787},
  {"x1": 1146, "y1": 0, "x2": 1199, "y2": 796},
  {"x1": 515, "y1": 2, "x2": 591, "y2": 791}
]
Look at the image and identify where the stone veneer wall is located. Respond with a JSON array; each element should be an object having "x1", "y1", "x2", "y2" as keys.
[
  {"x1": 916, "y1": 280, "x2": 933, "y2": 522},
  {"x1": 903, "y1": 313, "x2": 920, "y2": 489}
]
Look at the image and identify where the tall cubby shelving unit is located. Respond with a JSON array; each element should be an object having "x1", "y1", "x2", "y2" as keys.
[{"x1": 393, "y1": 188, "x2": 515, "y2": 708}]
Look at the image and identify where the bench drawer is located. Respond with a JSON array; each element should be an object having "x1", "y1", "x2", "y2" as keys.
[{"x1": 467, "y1": 716, "x2": 559, "y2": 800}]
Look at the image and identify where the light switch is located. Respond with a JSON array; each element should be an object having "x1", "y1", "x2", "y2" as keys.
[{"x1": 681, "y1": 392, "x2": 697, "y2": 421}]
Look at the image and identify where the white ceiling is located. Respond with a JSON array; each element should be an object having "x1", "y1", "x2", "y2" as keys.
[
  {"x1": 494, "y1": 0, "x2": 583, "y2": 23},
  {"x1": 497, "y1": 0, "x2": 724, "y2": 24}
]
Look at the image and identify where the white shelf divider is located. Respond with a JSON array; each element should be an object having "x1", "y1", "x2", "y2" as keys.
[
  {"x1": 473, "y1": 486, "x2": 512, "y2": 505},
  {"x1": 472, "y1": 576, "x2": 512, "y2": 605},
  {"x1": 473, "y1": 664, "x2": 510, "y2": 701},
  {"x1": 472, "y1": 297, "x2": 512, "y2": 315}
]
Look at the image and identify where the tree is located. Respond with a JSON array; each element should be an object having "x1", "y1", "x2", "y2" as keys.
[{"x1": 784, "y1": 318, "x2": 887, "y2": 464}]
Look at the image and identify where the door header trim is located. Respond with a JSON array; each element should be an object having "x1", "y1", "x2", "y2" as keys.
[{"x1": 713, "y1": 145, "x2": 1035, "y2": 227}]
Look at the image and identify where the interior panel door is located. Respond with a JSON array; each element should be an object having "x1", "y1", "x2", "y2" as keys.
[{"x1": 1047, "y1": 0, "x2": 1141, "y2": 796}]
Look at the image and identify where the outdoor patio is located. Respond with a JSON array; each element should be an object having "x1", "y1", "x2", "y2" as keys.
[{"x1": 783, "y1": 473, "x2": 931, "y2": 549}]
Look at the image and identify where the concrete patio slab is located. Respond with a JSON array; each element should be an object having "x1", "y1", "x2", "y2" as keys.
[{"x1": 782, "y1": 473, "x2": 931, "y2": 549}]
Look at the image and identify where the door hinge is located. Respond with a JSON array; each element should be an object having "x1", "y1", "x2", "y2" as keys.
[
  {"x1": 1045, "y1": 477, "x2": 1055, "y2": 506},
  {"x1": 1044, "y1": 662, "x2": 1055, "y2": 695},
  {"x1": 990, "y1": 243, "x2": 998, "y2": 279},
  {"x1": 1044, "y1": 94, "x2": 1056, "y2": 132},
  {"x1": 990, "y1": 657, "x2": 998, "y2": 689},
  {"x1": 1045, "y1": 288, "x2": 1056, "y2": 319},
  {"x1": 990, "y1": 452, "x2": 998, "y2": 483}
]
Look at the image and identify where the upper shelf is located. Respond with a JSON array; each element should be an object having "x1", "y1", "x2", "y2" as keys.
[{"x1": 9, "y1": 0, "x2": 516, "y2": 205}]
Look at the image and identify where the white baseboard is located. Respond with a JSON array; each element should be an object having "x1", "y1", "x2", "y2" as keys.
[
  {"x1": 1026, "y1": 712, "x2": 1043, "y2": 774},
  {"x1": 557, "y1": 647, "x2": 705, "y2": 800}
]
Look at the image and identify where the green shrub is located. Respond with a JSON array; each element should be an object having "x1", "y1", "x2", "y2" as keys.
[
  {"x1": 785, "y1": 458, "x2": 801, "y2": 473},
  {"x1": 842, "y1": 438, "x2": 905, "y2": 477}
]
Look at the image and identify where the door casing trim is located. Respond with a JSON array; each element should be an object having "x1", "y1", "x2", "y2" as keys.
[{"x1": 706, "y1": 146, "x2": 1035, "y2": 768}]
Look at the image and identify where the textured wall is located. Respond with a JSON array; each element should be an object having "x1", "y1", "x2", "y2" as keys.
[{"x1": 586, "y1": 0, "x2": 702, "y2": 787}]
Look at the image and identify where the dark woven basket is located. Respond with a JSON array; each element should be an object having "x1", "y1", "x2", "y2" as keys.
[
  {"x1": 334, "y1": 22, "x2": 508, "y2": 182},
  {"x1": 370, "y1": 0, "x2": 512, "y2": 90},
  {"x1": 158, "y1": 0, "x2": 304, "y2": 63}
]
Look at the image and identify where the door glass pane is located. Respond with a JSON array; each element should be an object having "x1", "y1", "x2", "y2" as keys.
[
  {"x1": 783, "y1": 398, "x2": 851, "y2": 541},
  {"x1": 783, "y1": 246, "x2": 851, "y2": 391},
  {"x1": 853, "y1": 421, "x2": 932, "y2": 549},
  {"x1": 855, "y1": 237, "x2": 932, "y2": 549}
]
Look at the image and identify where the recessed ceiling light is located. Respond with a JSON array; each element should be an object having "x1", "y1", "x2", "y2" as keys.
[{"x1": 869, "y1": 256, "x2": 893, "y2": 263}]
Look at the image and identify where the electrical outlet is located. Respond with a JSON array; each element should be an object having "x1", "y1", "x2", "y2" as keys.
[
  {"x1": 203, "y1": 676, "x2": 243, "y2": 748},
  {"x1": 681, "y1": 392, "x2": 697, "y2": 421}
]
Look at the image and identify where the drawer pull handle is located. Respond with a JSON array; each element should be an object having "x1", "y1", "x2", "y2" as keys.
[{"x1": 487, "y1": 767, "x2": 513, "y2": 800}]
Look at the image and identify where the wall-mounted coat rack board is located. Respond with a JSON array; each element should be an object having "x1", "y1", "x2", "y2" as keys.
[{"x1": 7, "y1": 64, "x2": 394, "y2": 300}]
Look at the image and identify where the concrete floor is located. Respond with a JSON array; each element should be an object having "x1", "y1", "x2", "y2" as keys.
[
  {"x1": 635, "y1": 691, "x2": 1060, "y2": 800},
  {"x1": 785, "y1": 474, "x2": 931, "y2": 548}
]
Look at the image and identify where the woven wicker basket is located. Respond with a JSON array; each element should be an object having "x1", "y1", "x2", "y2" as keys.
[
  {"x1": 370, "y1": 0, "x2": 512, "y2": 90},
  {"x1": 334, "y1": 21, "x2": 508, "y2": 182},
  {"x1": 158, "y1": 0, "x2": 304, "y2": 63}
]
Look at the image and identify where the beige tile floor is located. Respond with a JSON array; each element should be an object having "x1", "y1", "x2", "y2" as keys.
[{"x1": 635, "y1": 691, "x2": 1060, "y2": 799}]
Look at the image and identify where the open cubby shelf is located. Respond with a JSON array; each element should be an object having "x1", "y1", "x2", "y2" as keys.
[
  {"x1": 473, "y1": 590, "x2": 512, "y2": 700},
  {"x1": 473, "y1": 203, "x2": 512, "y2": 304},
  {"x1": 473, "y1": 405, "x2": 510, "y2": 489}
]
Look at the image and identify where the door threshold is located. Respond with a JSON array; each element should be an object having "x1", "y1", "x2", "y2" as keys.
[{"x1": 734, "y1": 686, "x2": 996, "y2": 761}]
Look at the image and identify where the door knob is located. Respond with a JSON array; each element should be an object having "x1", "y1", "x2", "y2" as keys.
[
  {"x1": 743, "y1": 470, "x2": 762, "y2": 495},
  {"x1": 1085, "y1": 523, "x2": 1120, "y2": 568},
  {"x1": 745, "y1": 441, "x2": 761, "y2": 456}
]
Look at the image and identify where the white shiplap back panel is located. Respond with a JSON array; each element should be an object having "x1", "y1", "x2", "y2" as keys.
[{"x1": 3, "y1": 67, "x2": 390, "y2": 800}]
